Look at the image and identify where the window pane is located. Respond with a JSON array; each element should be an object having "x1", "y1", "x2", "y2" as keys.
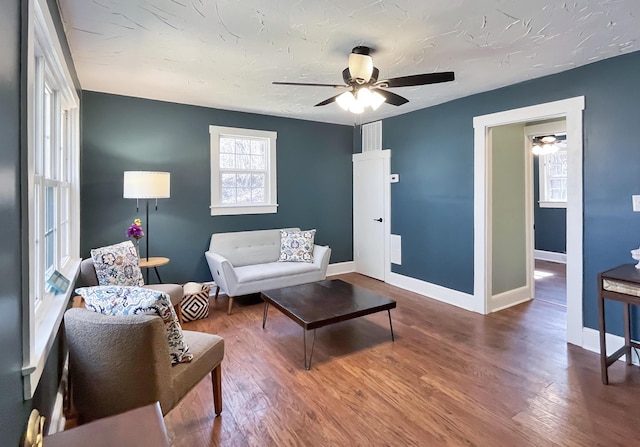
[
  {"x1": 44, "y1": 85, "x2": 53, "y2": 178},
  {"x1": 237, "y1": 188, "x2": 251, "y2": 203},
  {"x1": 221, "y1": 173, "x2": 236, "y2": 187},
  {"x1": 221, "y1": 188, "x2": 236, "y2": 204},
  {"x1": 252, "y1": 188, "x2": 265, "y2": 203},
  {"x1": 45, "y1": 186, "x2": 55, "y2": 271},
  {"x1": 251, "y1": 155, "x2": 265, "y2": 170},
  {"x1": 236, "y1": 173, "x2": 251, "y2": 187},
  {"x1": 236, "y1": 139, "x2": 251, "y2": 154},
  {"x1": 251, "y1": 173, "x2": 265, "y2": 188},
  {"x1": 220, "y1": 153, "x2": 235, "y2": 169},
  {"x1": 236, "y1": 154, "x2": 251, "y2": 170},
  {"x1": 220, "y1": 137, "x2": 235, "y2": 153}
]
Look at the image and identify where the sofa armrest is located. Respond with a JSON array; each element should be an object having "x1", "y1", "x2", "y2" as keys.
[
  {"x1": 205, "y1": 251, "x2": 238, "y2": 295},
  {"x1": 312, "y1": 245, "x2": 332, "y2": 278}
]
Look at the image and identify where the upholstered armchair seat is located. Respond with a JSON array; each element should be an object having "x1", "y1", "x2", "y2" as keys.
[{"x1": 64, "y1": 308, "x2": 224, "y2": 422}]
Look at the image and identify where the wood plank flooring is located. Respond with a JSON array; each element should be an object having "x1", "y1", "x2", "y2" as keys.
[
  {"x1": 535, "y1": 260, "x2": 567, "y2": 307},
  {"x1": 165, "y1": 273, "x2": 640, "y2": 447}
]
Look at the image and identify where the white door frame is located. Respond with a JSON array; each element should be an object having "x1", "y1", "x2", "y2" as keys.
[
  {"x1": 473, "y1": 97, "x2": 585, "y2": 346},
  {"x1": 353, "y1": 150, "x2": 391, "y2": 282}
]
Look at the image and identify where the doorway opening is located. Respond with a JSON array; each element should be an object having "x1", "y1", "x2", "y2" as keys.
[{"x1": 473, "y1": 96, "x2": 585, "y2": 346}]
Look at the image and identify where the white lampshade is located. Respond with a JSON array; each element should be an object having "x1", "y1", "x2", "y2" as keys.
[
  {"x1": 356, "y1": 88, "x2": 373, "y2": 107},
  {"x1": 123, "y1": 171, "x2": 171, "y2": 199},
  {"x1": 370, "y1": 91, "x2": 386, "y2": 110},
  {"x1": 348, "y1": 53, "x2": 373, "y2": 83},
  {"x1": 336, "y1": 91, "x2": 355, "y2": 111}
]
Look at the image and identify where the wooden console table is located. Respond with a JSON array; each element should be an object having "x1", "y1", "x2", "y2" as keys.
[
  {"x1": 598, "y1": 264, "x2": 640, "y2": 384},
  {"x1": 45, "y1": 402, "x2": 169, "y2": 446}
]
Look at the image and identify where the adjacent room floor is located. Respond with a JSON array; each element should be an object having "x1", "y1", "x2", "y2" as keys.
[
  {"x1": 165, "y1": 272, "x2": 638, "y2": 446},
  {"x1": 534, "y1": 259, "x2": 566, "y2": 306}
]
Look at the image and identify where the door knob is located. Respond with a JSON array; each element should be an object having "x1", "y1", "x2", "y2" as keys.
[{"x1": 373, "y1": 218, "x2": 383, "y2": 222}]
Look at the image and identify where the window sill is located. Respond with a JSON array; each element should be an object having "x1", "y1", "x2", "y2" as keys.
[
  {"x1": 539, "y1": 201, "x2": 567, "y2": 209},
  {"x1": 22, "y1": 257, "x2": 81, "y2": 399},
  {"x1": 210, "y1": 204, "x2": 278, "y2": 216}
]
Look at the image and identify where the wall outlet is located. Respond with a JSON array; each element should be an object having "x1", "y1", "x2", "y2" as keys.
[
  {"x1": 633, "y1": 195, "x2": 640, "y2": 212},
  {"x1": 390, "y1": 174, "x2": 399, "y2": 183}
]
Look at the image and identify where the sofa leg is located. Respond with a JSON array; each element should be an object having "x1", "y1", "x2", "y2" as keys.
[
  {"x1": 227, "y1": 297, "x2": 234, "y2": 315},
  {"x1": 212, "y1": 364, "x2": 222, "y2": 416},
  {"x1": 214, "y1": 286, "x2": 220, "y2": 300}
]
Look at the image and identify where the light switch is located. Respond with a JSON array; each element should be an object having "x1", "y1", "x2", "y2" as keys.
[
  {"x1": 633, "y1": 195, "x2": 640, "y2": 212},
  {"x1": 390, "y1": 174, "x2": 399, "y2": 183}
]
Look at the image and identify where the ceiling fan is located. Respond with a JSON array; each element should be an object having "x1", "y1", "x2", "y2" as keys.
[{"x1": 273, "y1": 46, "x2": 455, "y2": 113}]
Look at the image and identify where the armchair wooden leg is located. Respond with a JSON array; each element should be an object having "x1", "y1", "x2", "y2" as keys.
[
  {"x1": 227, "y1": 297, "x2": 234, "y2": 315},
  {"x1": 212, "y1": 364, "x2": 222, "y2": 416},
  {"x1": 214, "y1": 286, "x2": 220, "y2": 300}
]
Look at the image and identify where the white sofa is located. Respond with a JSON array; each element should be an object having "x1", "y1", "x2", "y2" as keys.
[{"x1": 205, "y1": 228, "x2": 331, "y2": 314}]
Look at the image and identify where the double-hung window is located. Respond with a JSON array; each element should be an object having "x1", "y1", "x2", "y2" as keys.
[
  {"x1": 539, "y1": 148, "x2": 568, "y2": 207},
  {"x1": 209, "y1": 126, "x2": 278, "y2": 215},
  {"x1": 23, "y1": 0, "x2": 81, "y2": 399}
]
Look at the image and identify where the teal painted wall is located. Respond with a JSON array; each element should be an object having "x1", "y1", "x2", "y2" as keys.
[
  {"x1": 0, "y1": 0, "x2": 30, "y2": 444},
  {"x1": 382, "y1": 50, "x2": 640, "y2": 336},
  {"x1": 81, "y1": 92, "x2": 354, "y2": 284},
  {"x1": 492, "y1": 124, "x2": 527, "y2": 296},
  {"x1": 533, "y1": 157, "x2": 567, "y2": 253}
]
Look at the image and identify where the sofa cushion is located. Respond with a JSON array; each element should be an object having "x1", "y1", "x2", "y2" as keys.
[
  {"x1": 279, "y1": 229, "x2": 316, "y2": 263},
  {"x1": 209, "y1": 228, "x2": 299, "y2": 267},
  {"x1": 234, "y1": 261, "x2": 318, "y2": 284},
  {"x1": 75, "y1": 285, "x2": 193, "y2": 365},
  {"x1": 91, "y1": 241, "x2": 144, "y2": 287}
]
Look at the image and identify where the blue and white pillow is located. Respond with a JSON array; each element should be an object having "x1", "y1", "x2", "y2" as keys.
[
  {"x1": 91, "y1": 241, "x2": 144, "y2": 287},
  {"x1": 75, "y1": 285, "x2": 193, "y2": 365},
  {"x1": 279, "y1": 229, "x2": 316, "y2": 263}
]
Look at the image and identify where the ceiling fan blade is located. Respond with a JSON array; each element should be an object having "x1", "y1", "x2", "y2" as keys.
[
  {"x1": 314, "y1": 93, "x2": 342, "y2": 107},
  {"x1": 379, "y1": 72, "x2": 455, "y2": 88},
  {"x1": 374, "y1": 89, "x2": 409, "y2": 106},
  {"x1": 272, "y1": 81, "x2": 347, "y2": 88}
]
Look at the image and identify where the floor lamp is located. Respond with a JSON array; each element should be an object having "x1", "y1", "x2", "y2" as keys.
[{"x1": 123, "y1": 171, "x2": 171, "y2": 270}]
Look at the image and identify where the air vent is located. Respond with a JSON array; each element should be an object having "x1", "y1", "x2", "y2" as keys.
[{"x1": 362, "y1": 121, "x2": 382, "y2": 152}]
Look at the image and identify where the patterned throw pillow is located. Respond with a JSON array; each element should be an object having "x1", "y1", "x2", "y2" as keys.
[
  {"x1": 75, "y1": 286, "x2": 193, "y2": 364},
  {"x1": 279, "y1": 229, "x2": 316, "y2": 263},
  {"x1": 91, "y1": 241, "x2": 144, "y2": 287}
]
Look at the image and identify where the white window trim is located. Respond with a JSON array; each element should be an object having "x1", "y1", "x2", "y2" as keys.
[
  {"x1": 22, "y1": 0, "x2": 81, "y2": 400},
  {"x1": 209, "y1": 125, "x2": 278, "y2": 216},
  {"x1": 525, "y1": 121, "x2": 567, "y2": 209}
]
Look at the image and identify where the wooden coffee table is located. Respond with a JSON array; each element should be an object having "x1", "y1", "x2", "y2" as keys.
[{"x1": 261, "y1": 279, "x2": 396, "y2": 369}]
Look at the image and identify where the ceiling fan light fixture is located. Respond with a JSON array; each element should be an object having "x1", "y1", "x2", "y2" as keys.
[
  {"x1": 356, "y1": 87, "x2": 373, "y2": 107},
  {"x1": 336, "y1": 91, "x2": 355, "y2": 111},
  {"x1": 349, "y1": 101, "x2": 364, "y2": 114},
  {"x1": 348, "y1": 53, "x2": 373, "y2": 83},
  {"x1": 370, "y1": 91, "x2": 386, "y2": 110}
]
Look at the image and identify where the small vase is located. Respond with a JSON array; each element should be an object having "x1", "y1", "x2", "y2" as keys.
[{"x1": 133, "y1": 238, "x2": 141, "y2": 259}]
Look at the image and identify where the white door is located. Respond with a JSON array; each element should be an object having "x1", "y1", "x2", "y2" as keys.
[{"x1": 353, "y1": 151, "x2": 388, "y2": 280}]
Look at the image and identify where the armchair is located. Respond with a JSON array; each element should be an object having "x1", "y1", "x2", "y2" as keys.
[{"x1": 64, "y1": 308, "x2": 224, "y2": 422}]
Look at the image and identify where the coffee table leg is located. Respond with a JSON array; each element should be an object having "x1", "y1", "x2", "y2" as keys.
[
  {"x1": 303, "y1": 328, "x2": 317, "y2": 370},
  {"x1": 262, "y1": 302, "x2": 270, "y2": 329},
  {"x1": 388, "y1": 310, "x2": 395, "y2": 342}
]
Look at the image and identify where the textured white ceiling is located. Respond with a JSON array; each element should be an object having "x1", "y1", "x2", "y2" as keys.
[{"x1": 58, "y1": 0, "x2": 640, "y2": 125}]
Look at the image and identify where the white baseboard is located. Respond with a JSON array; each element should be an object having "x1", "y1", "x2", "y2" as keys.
[
  {"x1": 386, "y1": 272, "x2": 475, "y2": 311},
  {"x1": 327, "y1": 261, "x2": 355, "y2": 276},
  {"x1": 534, "y1": 249, "x2": 567, "y2": 264},
  {"x1": 582, "y1": 327, "x2": 640, "y2": 365},
  {"x1": 46, "y1": 354, "x2": 68, "y2": 436},
  {"x1": 490, "y1": 285, "x2": 531, "y2": 312}
]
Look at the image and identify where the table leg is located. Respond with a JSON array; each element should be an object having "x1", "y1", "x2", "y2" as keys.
[
  {"x1": 598, "y1": 276, "x2": 608, "y2": 385},
  {"x1": 624, "y1": 302, "x2": 632, "y2": 365},
  {"x1": 154, "y1": 267, "x2": 163, "y2": 284},
  {"x1": 303, "y1": 328, "x2": 316, "y2": 370},
  {"x1": 262, "y1": 302, "x2": 270, "y2": 329},
  {"x1": 388, "y1": 310, "x2": 395, "y2": 342}
]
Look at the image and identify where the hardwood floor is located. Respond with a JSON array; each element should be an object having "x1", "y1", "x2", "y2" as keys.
[
  {"x1": 165, "y1": 273, "x2": 640, "y2": 446},
  {"x1": 535, "y1": 260, "x2": 567, "y2": 306}
]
